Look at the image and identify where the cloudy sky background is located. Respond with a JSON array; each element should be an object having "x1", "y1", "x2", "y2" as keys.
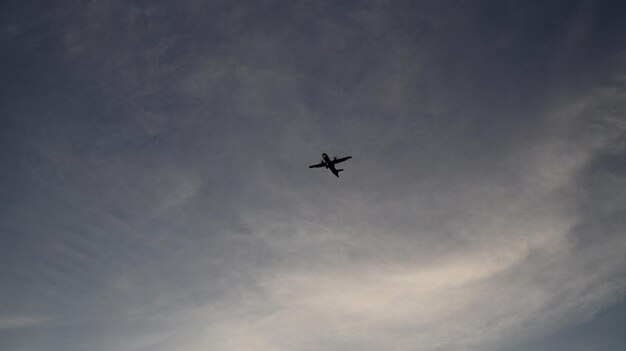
[{"x1": 2, "y1": 1, "x2": 626, "y2": 350}]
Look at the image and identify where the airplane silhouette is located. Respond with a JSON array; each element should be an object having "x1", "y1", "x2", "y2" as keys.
[{"x1": 309, "y1": 153, "x2": 352, "y2": 177}]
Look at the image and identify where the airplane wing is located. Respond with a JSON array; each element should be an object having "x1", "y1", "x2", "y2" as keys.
[
  {"x1": 309, "y1": 162, "x2": 325, "y2": 168},
  {"x1": 331, "y1": 156, "x2": 352, "y2": 164}
]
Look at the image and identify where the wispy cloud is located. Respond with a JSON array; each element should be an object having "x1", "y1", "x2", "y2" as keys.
[
  {"x1": 2, "y1": 1, "x2": 626, "y2": 351},
  {"x1": 0, "y1": 316, "x2": 51, "y2": 330}
]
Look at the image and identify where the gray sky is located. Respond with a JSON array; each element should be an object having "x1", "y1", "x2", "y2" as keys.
[{"x1": 1, "y1": 1, "x2": 626, "y2": 350}]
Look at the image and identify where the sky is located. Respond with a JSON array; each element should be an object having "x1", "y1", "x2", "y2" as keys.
[{"x1": 1, "y1": 1, "x2": 626, "y2": 350}]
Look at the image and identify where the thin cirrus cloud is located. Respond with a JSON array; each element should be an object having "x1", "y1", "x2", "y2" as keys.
[{"x1": 1, "y1": 1, "x2": 625, "y2": 351}]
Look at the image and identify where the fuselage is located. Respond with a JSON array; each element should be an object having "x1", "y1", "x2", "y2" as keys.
[
  {"x1": 321, "y1": 153, "x2": 331, "y2": 166},
  {"x1": 321, "y1": 153, "x2": 340, "y2": 176}
]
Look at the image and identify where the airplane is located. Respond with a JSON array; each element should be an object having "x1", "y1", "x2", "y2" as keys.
[{"x1": 309, "y1": 153, "x2": 352, "y2": 177}]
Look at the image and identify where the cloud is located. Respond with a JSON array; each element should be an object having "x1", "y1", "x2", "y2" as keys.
[
  {"x1": 178, "y1": 70, "x2": 626, "y2": 351},
  {"x1": 2, "y1": 2, "x2": 626, "y2": 351},
  {"x1": 0, "y1": 316, "x2": 51, "y2": 330}
]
